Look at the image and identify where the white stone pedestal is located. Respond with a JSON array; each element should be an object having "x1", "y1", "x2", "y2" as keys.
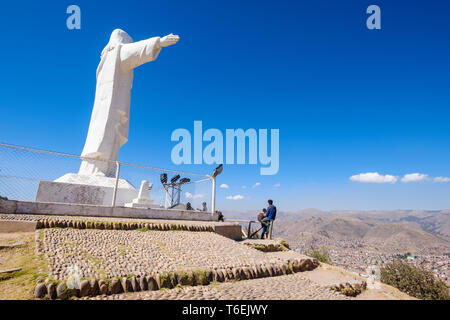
[
  {"x1": 124, "y1": 180, "x2": 160, "y2": 209},
  {"x1": 35, "y1": 173, "x2": 138, "y2": 207}
]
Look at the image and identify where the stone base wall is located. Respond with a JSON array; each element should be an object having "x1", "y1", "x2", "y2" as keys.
[{"x1": 0, "y1": 198, "x2": 218, "y2": 222}]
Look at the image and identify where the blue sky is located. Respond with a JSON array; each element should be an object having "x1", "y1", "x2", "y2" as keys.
[{"x1": 0, "y1": 0, "x2": 449, "y2": 212}]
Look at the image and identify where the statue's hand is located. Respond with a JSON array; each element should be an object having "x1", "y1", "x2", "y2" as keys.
[{"x1": 160, "y1": 34, "x2": 180, "y2": 47}]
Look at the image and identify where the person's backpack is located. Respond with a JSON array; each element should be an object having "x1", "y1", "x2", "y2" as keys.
[{"x1": 257, "y1": 212, "x2": 265, "y2": 222}]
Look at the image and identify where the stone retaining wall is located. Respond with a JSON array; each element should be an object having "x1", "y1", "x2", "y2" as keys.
[{"x1": 0, "y1": 198, "x2": 218, "y2": 221}]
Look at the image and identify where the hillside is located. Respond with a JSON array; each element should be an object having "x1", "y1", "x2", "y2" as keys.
[
  {"x1": 273, "y1": 215, "x2": 450, "y2": 255},
  {"x1": 224, "y1": 209, "x2": 450, "y2": 240}
]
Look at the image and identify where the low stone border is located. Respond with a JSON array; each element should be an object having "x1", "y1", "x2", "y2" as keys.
[
  {"x1": 35, "y1": 219, "x2": 214, "y2": 233},
  {"x1": 34, "y1": 257, "x2": 320, "y2": 299},
  {"x1": 330, "y1": 280, "x2": 367, "y2": 297}
]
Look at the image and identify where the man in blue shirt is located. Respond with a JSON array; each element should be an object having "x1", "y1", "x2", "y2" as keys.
[{"x1": 261, "y1": 199, "x2": 277, "y2": 239}]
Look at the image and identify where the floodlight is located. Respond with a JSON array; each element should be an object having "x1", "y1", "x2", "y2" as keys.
[
  {"x1": 170, "y1": 174, "x2": 180, "y2": 184},
  {"x1": 212, "y1": 164, "x2": 223, "y2": 178},
  {"x1": 179, "y1": 178, "x2": 191, "y2": 184},
  {"x1": 160, "y1": 173, "x2": 167, "y2": 184}
]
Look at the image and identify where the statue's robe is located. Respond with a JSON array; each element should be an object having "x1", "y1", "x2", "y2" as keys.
[{"x1": 79, "y1": 29, "x2": 161, "y2": 177}]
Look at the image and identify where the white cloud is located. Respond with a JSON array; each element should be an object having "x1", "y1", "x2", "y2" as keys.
[
  {"x1": 226, "y1": 195, "x2": 244, "y2": 200},
  {"x1": 242, "y1": 185, "x2": 247, "y2": 189},
  {"x1": 274, "y1": 183, "x2": 281, "y2": 187},
  {"x1": 401, "y1": 173, "x2": 428, "y2": 183},
  {"x1": 252, "y1": 182, "x2": 261, "y2": 188},
  {"x1": 433, "y1": 176, "x2": 450, "y2": 183},
  {"x1": 350, "y1": 172, "x2": 398, "y2": 184},
  {"x1": 220, "y1": 183, "x2": 229, "y2": 189},
  {"x1": 185, "y1": 192, "x2": 204, "y2": 199}
]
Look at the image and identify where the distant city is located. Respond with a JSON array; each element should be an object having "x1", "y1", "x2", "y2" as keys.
[{"x1": 290, "y1": 239, "x2": 449, "y2": 285}]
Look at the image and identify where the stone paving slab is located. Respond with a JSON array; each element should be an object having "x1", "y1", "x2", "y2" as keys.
[
  {"x1": 0, "y1": 241, "x2": 26, "y2": 249},
  {"x1": 0, "y1": 267, "x2": 22, "y2": 274}
]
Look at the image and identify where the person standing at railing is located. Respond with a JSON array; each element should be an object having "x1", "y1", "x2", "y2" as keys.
[
  {"x1": 258, "y1": 208, "x2": 268, "y2": 239},
  {"x1": 261, "y1": 199, "x2": 277, "y2": 239}
]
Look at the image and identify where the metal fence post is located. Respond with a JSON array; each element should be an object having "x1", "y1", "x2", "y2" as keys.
[
  {"x1": 247, "y1": 221, "x2": 252, "y2": 239},
  {"x1": 111, "y1": 161, "x2": 121, "y2": 207},
  {"x1": 211, "y1": 176, "x2": 216, "y2": 215}
]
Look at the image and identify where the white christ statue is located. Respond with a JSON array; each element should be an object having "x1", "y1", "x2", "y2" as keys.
[{"x1": 78, "y1": 29, "x2": 179, "y2": 177}]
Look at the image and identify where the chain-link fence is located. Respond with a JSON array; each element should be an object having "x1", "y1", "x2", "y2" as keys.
[{"x1": 0, "y1": 143, "x2": 213, "y2": 212}]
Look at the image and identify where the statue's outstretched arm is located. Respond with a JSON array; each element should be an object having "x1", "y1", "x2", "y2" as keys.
[
  {"x1": 120, "y1": 34, "x2": 179, "y2": 71},
  {"x1": 120, "y1": 37, "x2": 162, "y2": 71}
]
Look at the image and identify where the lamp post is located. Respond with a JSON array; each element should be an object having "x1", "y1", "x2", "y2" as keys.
[
  {"x1": 160, "y1": 173, "x2": 190, "y2": 209},
  {"x1": 211, "y1": 164, "x2": 223, "y2": 215}
]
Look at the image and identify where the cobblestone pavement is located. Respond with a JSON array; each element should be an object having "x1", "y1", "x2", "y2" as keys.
[
  {"x1": 39, "y1": 229, "x2": 298, "y2": 280},
  {"x1": 86, "y1": 273, "x2": 350, "y2": 300}
]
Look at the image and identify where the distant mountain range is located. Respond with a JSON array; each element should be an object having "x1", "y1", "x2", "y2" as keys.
[{"x1": 223, "y1": 209, "x2": 450, "y2": 254}]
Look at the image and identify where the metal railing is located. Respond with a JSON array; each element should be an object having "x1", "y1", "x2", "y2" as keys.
[{"x1": 225, "y1": 218, "x2": 274, "y2": 240}]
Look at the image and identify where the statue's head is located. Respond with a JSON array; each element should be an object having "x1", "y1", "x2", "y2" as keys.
[
  {"x1": 109, "y1": 29, "x2": 133, "y2": 45},
  {"x1": 100, "y1": 29, "x2": 133, "y2": 60}
]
